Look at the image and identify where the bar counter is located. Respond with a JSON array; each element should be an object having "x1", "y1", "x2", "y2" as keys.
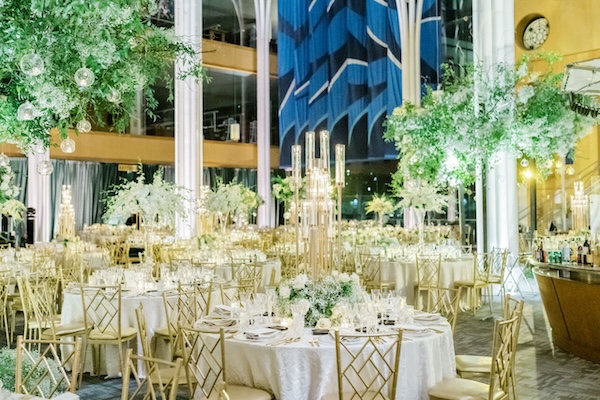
[{"x1": 533, "y1": 261, "x2": 600, "y2": 363}]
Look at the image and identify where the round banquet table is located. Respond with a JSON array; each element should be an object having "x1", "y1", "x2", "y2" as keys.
[
  {"x1": 197, "y1": 319, "x2": 456, "y2": 400},
  {"x1": 380, "y1": 256, "x2": 473, "y2": 305}
]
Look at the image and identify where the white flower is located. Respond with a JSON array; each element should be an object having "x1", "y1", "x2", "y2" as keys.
[
  {"x1": 337, "y1": 273, "x2": 350, "y2": 283},
  {"x1": 331, "y1": 270, "x2": 339, "y2": 278},
  {"x1": 315, "y1": 318, "x2": 332, "y2": 330},
  {"x1": 350, "y1": 273, "x2": 360, "y2": 285},
  {"x1": 331, "y1": 304, "x2": 344, "y2": 317},
  {"x1": 291, "y1": 274, "x2": 309, "y2": 290},
  {"x1": 279, "y1": 285, "x2": 291, "y2": 299},
  {"x1": 517, "y1": 85, "x2": 534, "y2": 104}
]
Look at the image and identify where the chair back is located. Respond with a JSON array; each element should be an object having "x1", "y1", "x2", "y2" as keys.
[
  {"x1": 489, "y1": 248, "x2": 509, "y2": 279},
  {"x1": 180, "y1": 326, "x2": 226, "y2": 398},
  {"x1": 135, "y1": 303, "x2": 152, "y2": 357},
  {"x1": 488, "y1": 314, "x2": 520, "y2": 400},
  {"x1": 81, "y1": 284, "x2": 126, "y2": 339},
  {"x1": 230, "y1": 258, "x2": 263, "y2": 287},
  {"x1": 15, "y1": 335, "x2": 82, "y2": 398},
  {"x1": 472, "y1": 252, "x2": 491, "y2": 283},
  {"x1": 121, "y1": 348, "x2": 182, "y2": 400},
  {"x1": 426, "y1": 286, "x2": 463, "y2": 333},
  {"x1": 415, "y1": 255, "x2": 441, "y2": 288},
  {"x1": 334, "y1": 330, "x2": 403, "y2": 399},
  {"x1": 358, "y1": 253, "x2": 382, "y2": 285}
]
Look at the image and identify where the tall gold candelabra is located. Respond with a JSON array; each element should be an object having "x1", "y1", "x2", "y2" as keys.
[
  {"x1": 571, "y1": 181, "x2": 589, "y2": 231},
  {"x1": 56, "y1": 184, "x2": 76, "y2": 239},
  {"x1": 291, "y1": 130, "x2": 345, "y2": 279}
]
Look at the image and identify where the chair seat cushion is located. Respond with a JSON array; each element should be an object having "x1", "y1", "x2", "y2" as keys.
[
  {"x1": 200, "y1": 384, "x2": 272, "y2": 400},
  {"x1": 322, "y1": 391, "x2": 386, "y2": 400},
  {"x1": 454, "y1": 280, "x2": 487, "y2": 287},
  {"x1": 154, "y1": 326, "x2": 174, "y2": 337},
  {"x1": 487, "y1": 275, "x2": 502, "y2": 284},
  {"x1": 455, "y1": 355, "x2": 492, "y2": 374},
  {"x1": 428, "y1": 377, "x2": 505, "y2": 400},
  {"x1": 89, "y1": 326, "x2": 137, "y2": 340},
  {"x1": 41, "y1": 321, "x2": 89, "y2": 337},
  {"x1": 151, "y1": 367, "x2": 190, "y2": 385}
]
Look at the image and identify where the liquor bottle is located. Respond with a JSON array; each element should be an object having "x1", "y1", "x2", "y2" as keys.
[
  {"x1": 562, "y1": 241, "x2": 572, "y2": 263},
  {"x1": 583, "y1": 237, "x2": 590, "y2": 265},
  {"x1": 577, "y1": 244, "x2": 583, "y2": 265}
]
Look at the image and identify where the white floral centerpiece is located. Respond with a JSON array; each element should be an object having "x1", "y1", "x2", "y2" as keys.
[
  {"x1": 365, "y1": 193, "x2": 397, "y2": 227},
  {"x1": 276, "y1": 272, "x2": 363, "y2": 327},
  {"x1": 395, "y1": 181, "x2": 447, "y2": 214},
  {"x1": 0, "y1": 165, "x2": 25, "y2": 221},
  {"x1": 103, "y1": 167, "x2": 189, "y2": 228},
  {"x1": 205, "y1": 179, "x2": 263, "y2": 228}
]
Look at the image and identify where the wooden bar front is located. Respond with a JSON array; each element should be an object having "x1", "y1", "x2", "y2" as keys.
[{"x1": 534, "y1": 263, "x2": 600, "y2": 363}]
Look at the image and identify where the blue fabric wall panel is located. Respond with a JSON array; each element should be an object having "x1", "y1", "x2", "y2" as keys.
[{"x1": 278, "y1": 0, "x2": 442, "y2": 167}]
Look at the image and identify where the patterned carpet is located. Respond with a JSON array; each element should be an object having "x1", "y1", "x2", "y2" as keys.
[{"x1": 12, "y1": 274, "x2": 600, "y2": 399}]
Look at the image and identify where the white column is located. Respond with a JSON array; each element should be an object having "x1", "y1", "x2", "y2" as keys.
[
  {"x1": 396, "y1": 0, "x2": 424, "y2": 229},
  {"x1": 254, "y1": 0, "x2": 272, "y2": 227},
  {"x1": 175, "y1": 0, "x2": 202, "y2": 238},
  {"x1": 27, "y1": 152, "x2": 51, "y2": 242},
  {"x1": 473, "y1": 0, "x2": 518, "y2": 256}
]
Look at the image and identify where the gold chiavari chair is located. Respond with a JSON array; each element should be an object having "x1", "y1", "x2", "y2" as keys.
[
  {"x1": 0, "y1": 271, "x2": 10, "y2": 345},
  {"x1": 155, "y1": 283, "x2": 213, "y2": 360},
  {"x1": 80, "y1": 284, "x2": 137, "y2": 376},
  {"x1": 278, "y1": 251, "x2": 298, "y2": 280},
  {"x1": 484, "y1": 248, "x2": 510, "y2": 307},
  {"x1": 322, "y1": 330, "x2": 403, "y2": 400},
  {"x1": 16, "y1": 276, "x2": 60, "y2": 343},
  {"x1": 415, "y1": 255, "x2": 442, "y2": 310},
  {"x1": 135, "y1": 304, "x2": 189, "y2": 394},
  {"x1": 426, "y1": 287, "x2": 463, "y2": 334},
  {"x1": 455, "y1": 295, "x2": 525, "y2": 399},
  {"x1": 121, "y1": 348, "x2": 183, "y2": 400},
  {"x1": 15, "y1": 335, "x2": 83, "y2": 398},
  {"x1": 180, "y1": 326, "x2": 273, "y2": 400},
  {"x1": 429, "y1": 313, "x2": 520, "y2": 400},
  {"x1": 22, "y1": 276, "x2": 89, "y2": 343},
  {"x1": 453, "y1": 252, "x2": 491, "y2": 315},
  {"x1": 358, "y1": 252, "x2": 395, "y2": 292}
]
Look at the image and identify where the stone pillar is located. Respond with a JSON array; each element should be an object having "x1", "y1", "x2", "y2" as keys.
[
  {"x1": 473, "y1": 0, "x2": 519, "y2": 256},
  {"x1": 27, "y1": 151, "x2": 51, "y2": 242},
  {"x1": 254, "y1": 0, "x2": 272, "y2": 227},
  {"x1": 174, "y1": 0, "x2": 203, "y2": 238}
]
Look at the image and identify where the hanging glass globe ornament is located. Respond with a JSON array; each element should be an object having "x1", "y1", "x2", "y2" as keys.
[
  {"x1": 519, "y1": 158, "x2": 529, "y2": 168},
  {"x1": 566, "y1": 166, "x2": 575, "y2": 176},
  {"x1": 106, "y1": 89, "x2": 122, "y2": 104},
  {"x1": 36, "y1": 160, "x2": 53, "y2": 175},
  {"x1": 60, "y1": 138, "x2": 76, "y2": 153},
  {"x1": 0, "y1": 153, "x2": 9, "y2": 167},
  {"x1": 19, "y1": 53, "x2": 45, "y2": 76},
  {"x1": 16, "y1": 101, "x2": 36, "y2": 121},
  {"x1": 74, "y1": 67, "x2": 95, "y2": 87},
  {"x1": 76, "y1": 119, "x2": 92, "y2": 133}
]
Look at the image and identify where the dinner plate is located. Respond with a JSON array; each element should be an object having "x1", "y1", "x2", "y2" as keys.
[{"x1": 236, "y1": 328, "x2": 281, "y2": 341}]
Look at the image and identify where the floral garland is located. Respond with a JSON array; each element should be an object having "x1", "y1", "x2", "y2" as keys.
[
  {"x1": 102, "y1": 167, "x2": 189, "y2": 228},
  {"x1": 384, "y1": 53, "x2": 595, "y2": 187},
  {"x1": 276, "y1": 272, "x2": 363, "y2": 327},
  {"x1": 0, "y1": 0, "x2": 205, "y2": 151}
]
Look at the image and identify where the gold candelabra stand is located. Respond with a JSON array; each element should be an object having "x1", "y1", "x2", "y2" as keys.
[
  {"x1": 291, "y1": 130, "x2": 345, "y2": 279},
  {"x1": 56, "y1": 184, "x2": 76, "y2": 239},
  {"x1": 571, "y1": 180, "x2": 589, "y2": 231}
]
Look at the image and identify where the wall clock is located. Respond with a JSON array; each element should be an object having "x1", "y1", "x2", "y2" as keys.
[{"x1": 522, "y1": 17, "x2": 549, "y2": 50}]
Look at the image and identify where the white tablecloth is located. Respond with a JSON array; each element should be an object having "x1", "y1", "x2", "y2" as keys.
[
  {"x1": 197, "y1": 322, "x2": 456, "y2": 400},
  {"x1": 381, "y1": 257, "x2": 473, "y2": 305}
]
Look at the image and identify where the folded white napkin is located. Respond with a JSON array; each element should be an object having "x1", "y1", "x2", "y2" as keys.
[
  {"x1": 244, "y1": 328, "x2": 279, "y2": 340},
  {"x1": 414, "y1": 313, "x2": 442, "y2": 322},
  {"x1": 212, "y1": 305, "x2": 233, "y2": 318}
]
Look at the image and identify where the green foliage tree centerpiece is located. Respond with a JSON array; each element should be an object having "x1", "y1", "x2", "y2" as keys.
[{"x1": 0, "y1": 0, "x2": 206, "y2": 151}]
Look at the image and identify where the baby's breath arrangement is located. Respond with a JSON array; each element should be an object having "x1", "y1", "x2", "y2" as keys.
[
  {"x1": 276, "y1": 272, "x2": 363, "y2": 327},
  {"x1": 0, "y1": 347, "x2": 66, "y2": 394},
  {"x1": 0, "y1": 0, "x2": 206, "y2": 151}
]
